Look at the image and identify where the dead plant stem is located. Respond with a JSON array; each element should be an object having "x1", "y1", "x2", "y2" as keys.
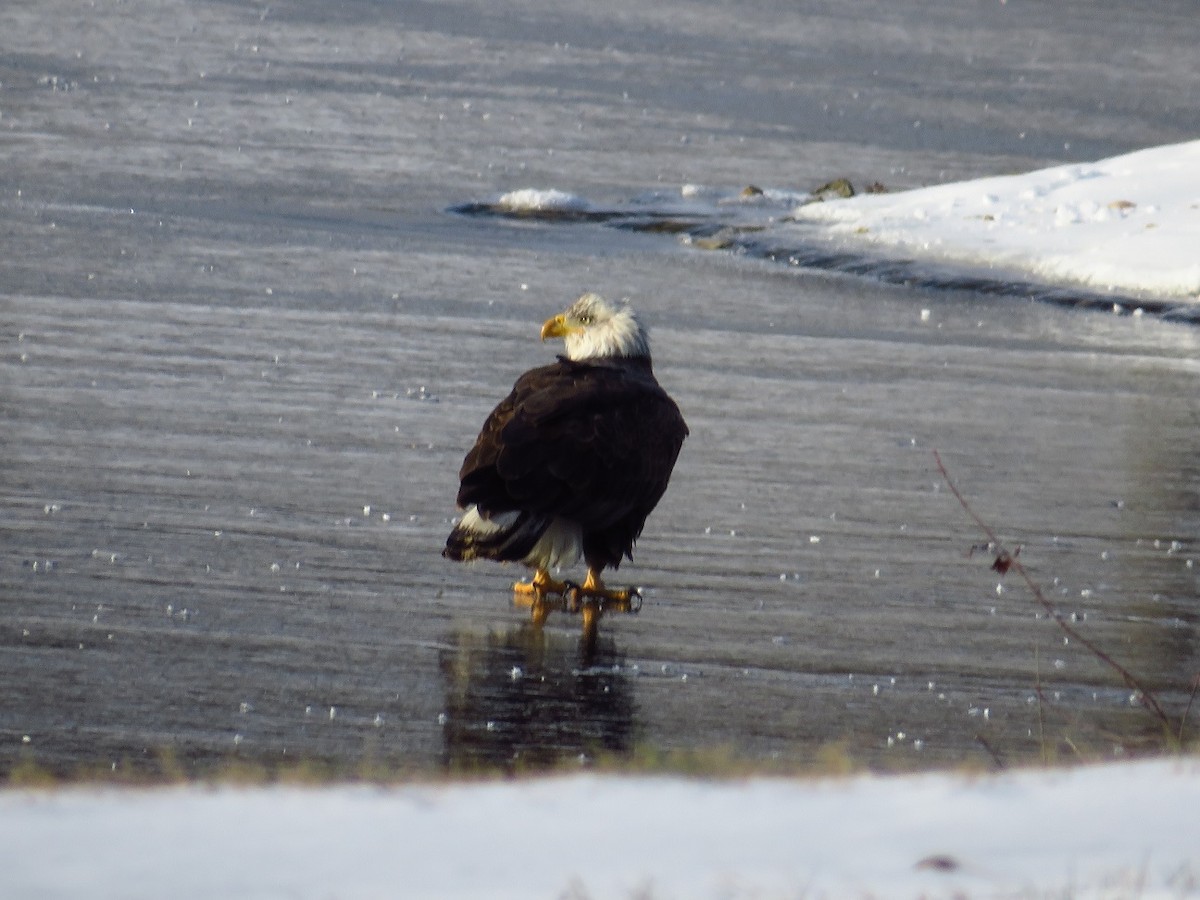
[{"x1": 932, "y1": 449, "x2": 1170, "y2": 730}]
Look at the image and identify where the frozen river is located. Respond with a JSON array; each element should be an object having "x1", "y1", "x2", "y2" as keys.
[{"x1": 3, "y1": 0, "x2": 1198, "y2": 777}]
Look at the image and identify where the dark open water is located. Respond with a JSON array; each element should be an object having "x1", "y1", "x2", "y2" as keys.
[{"x1": 2, "y1": 0, "x2": 1198, "y2": 777}]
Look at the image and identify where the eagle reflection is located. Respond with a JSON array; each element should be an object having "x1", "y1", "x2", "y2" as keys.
[{"x1": 439, "y1": 623, "x2": 635, "y2": 772}]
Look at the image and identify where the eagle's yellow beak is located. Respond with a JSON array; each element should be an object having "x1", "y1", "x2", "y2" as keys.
[{"x1": 540, "y1": 314, "x2": 573, "y2": 341}]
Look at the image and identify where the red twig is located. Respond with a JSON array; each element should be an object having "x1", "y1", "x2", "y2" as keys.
[
  {"x1": 932, "y1": 449, "x2": 1170, "y2": 730},
  {"x1": 1180, "y1": 675, "x2": 1200, "y2": 744}
]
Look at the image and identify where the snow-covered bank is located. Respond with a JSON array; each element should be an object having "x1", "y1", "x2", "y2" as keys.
[
  {"x1": 792, "y1": 140, "x2": 1200, "y2": 299},
  {"x1": 3, "y1": 757, "x2": 1198, "y2": 898},
  {"x1": 467, "y1": 141, "x2": 1200, "y2": 310}
]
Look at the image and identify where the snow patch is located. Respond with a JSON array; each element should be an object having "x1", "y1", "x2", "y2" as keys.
[
  {"x1": 495, "y1": 187, "x2": 592, "y2": 212},
  {"x1": 2, "y1": 758, "x2": 1198, "y2": 898}
]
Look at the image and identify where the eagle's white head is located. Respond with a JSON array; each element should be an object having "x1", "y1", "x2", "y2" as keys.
[{"x1": 540, "y1": 292, "x2": 651, "y2": 361}]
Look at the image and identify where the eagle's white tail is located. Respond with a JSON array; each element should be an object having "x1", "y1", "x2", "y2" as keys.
[{"x1": 442, "y1": 505, "x2": 582, "y2": 570}]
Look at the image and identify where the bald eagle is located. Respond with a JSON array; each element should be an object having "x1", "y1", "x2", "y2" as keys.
[{"x1": 443, "y1": 292, "x2": 688, "y2": 617}]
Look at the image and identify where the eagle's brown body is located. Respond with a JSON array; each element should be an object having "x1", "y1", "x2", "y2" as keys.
[{"x1": 445, "y1": 354, "x2": 686, "y2": 572}]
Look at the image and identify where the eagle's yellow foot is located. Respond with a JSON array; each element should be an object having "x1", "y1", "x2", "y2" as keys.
[
  {"x1": 564, "y1": 569, "x2": 642, "y2": 610},
  {"x1": 512, "y1": 569, "x2": 574, "y2": 625},
  {"x1": 513, "y1": 568, "x2": 641, "y2": 629},
  {"x1": 512, "y1": 568, "x2": 570, "y2": 599},
  {"x1": 575, "y1": 569, "x2": 641, "y2": 639}
]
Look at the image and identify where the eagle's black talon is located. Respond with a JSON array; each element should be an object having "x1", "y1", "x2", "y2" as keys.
[{"x1": 562, "y1": 581, "x2": 583, "y2": 609}]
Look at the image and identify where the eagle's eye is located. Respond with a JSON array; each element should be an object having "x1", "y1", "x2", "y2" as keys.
[{"x1": 577, "y1": 314, "x2": 593, "y2": 325}]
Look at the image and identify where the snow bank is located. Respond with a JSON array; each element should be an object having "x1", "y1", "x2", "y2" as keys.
[
  {"x1": 2, "y1": 757, "x2": 1197, "y2": 898},
  {"x1": 793, "y1": 140, "x2": 1200, "y2": 298}
]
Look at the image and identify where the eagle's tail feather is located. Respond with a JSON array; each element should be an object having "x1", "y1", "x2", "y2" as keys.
[{"x1": 442, "y1": 507, "x2": 550, "y2": 563}]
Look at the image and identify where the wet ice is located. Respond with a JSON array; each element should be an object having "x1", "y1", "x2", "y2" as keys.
[{"x1": 3, "y1": 0, "x2": 1199, "y2": 787}]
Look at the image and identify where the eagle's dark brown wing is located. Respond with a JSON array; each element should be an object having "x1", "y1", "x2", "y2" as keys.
[{"x1": 455, "y1": 356, "x2": 687, "y2": 569}]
